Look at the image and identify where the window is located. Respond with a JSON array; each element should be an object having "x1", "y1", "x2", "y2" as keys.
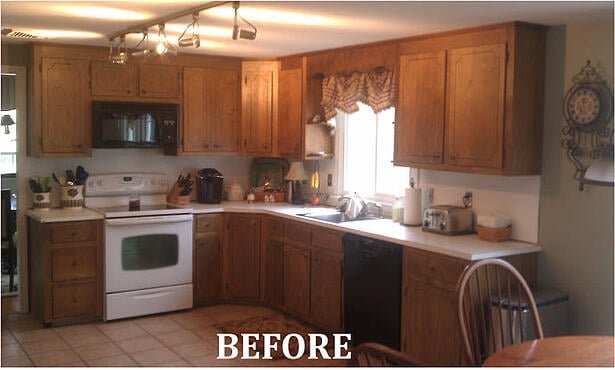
[{"x1": 340, "y1": 102, "x2": 409, "y2": 201}]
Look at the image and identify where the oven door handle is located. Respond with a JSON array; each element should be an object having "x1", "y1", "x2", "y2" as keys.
[{"x1": 105, "y1": 214, "x2": 193, "y2": 226}]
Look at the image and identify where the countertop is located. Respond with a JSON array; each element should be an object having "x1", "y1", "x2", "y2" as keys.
[{"x1": 26, "y1": 201, "x2": 541, "y2": 261}]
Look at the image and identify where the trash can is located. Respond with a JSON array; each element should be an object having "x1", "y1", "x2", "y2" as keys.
[
  {"x1": 196, "y1": 168, "x2": 224, "y2": 204},
  {"x1": 491, "y1": 289, "x2": 569, "y2": 348}
]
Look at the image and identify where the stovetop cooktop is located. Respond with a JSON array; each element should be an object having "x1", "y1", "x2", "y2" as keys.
[{"x1": 88, "y1": 204, "x2": 193, "y2": 218}]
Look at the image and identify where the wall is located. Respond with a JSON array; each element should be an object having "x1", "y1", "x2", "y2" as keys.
[{"x1": 538, "y1": 21, "x2": 614, "y2": 335}]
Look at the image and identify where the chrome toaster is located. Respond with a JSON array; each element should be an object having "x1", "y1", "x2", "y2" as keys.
[{"x1": 422, "y1": 205, "x2": 473, "y2": 235}]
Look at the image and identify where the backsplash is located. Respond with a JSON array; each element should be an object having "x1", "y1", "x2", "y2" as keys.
[
  {"x1": 22, "y1": 149, "x2": 253, "y2": 208},
  {"x1": 419, "y1": 170, "x2": 540, "y2": 243}
]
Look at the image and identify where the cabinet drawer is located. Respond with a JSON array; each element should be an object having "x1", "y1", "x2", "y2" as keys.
[
  {"x1": 51, "y1": 247, "x2": 97, "y2": 282},
  {"x1": 406, "y1": 249, "x2": 466, "y2": 289},
  {"x1": 311, "y1": 228, "x2": 343, "y2": 253},
  {"x1": 286, "y1": 221, "x2": 311, "y2": 245},
  {"x1": 264, "y1": 217, "x2": 285, "y2": 238},
  {"x1": 52, "y1": 282, "x2": 99, "y2": 320},
  {"x1": 50, "y1": 222, "x2": 97, "y2": 243},
  {"x1": 195, "y1": 214, "x2": 221, "y2": 233}
]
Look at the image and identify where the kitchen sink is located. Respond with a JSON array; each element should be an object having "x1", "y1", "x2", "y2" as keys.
[{"x1": 297, "y1": 212, "x2": 381, "y2": 223}]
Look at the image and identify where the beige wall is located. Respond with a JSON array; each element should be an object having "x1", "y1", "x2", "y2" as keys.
[{"x1": 538, "y1": 21, "x2": 614, "y2": 335}]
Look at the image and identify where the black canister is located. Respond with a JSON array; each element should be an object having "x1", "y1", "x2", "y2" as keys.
[{"x1": 196, "y1": 168, "x2": 224, "y2": 204}]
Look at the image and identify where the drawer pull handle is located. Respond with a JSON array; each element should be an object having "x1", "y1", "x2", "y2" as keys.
[
  {"x1": 71, "y1": 232, "x2": 77, "y2": 237},
  {"x1": 71, "y1": 261, "x2": 77, "y2": 267}
]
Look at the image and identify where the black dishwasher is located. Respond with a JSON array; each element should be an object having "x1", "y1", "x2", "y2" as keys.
[{"x1": 343, "y1": 233, "x2": 402, "y2": 350}]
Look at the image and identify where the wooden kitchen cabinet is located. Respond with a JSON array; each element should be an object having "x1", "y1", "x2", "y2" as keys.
[
  {"x1": 90, "y1": 61, "x2": 138, "y2": 97},
  {"x1": 28, "y1": 218, "x2": 103, "y2": 325},
  {"x1": 283, "y1": 244, "x2": 310, "y2": 319},
  {"x1": 138, "y1": 64, "x2": 179, "y2": 99},
  {"x1": 182, "y1": 67, "x2": 240, "y2": 154},
  {"x1": 241, "y1": 61, "x2": 278, "y2": 156},
  {"x1": 223, "y1": 213, "x2": 261, "y2": 300},
  {"x1": 310, "y1": 248, "x2": 343, "y2": 330},
  {"x1": 30, "y1": 56, "x2": 91, "y2": 157},
  {"x1": 395, "y1": 23, "x2": 546, "y2": 175},
  {"x1": 277, "y1": 65, "x2": 303, "y2": 158},
  {"x1": 261, "y1": 216, "x2": 285, "y2": 307},
  {"x1": 194, "y1": 214, "x2": 222, "y2": 306}
]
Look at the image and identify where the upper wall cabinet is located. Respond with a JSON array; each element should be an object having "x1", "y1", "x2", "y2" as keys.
[
  {"x1": 90, "y1": 62, "x2": 179, "y2": 100},
  {"x1": 182, "y1": 66, "x2": 240, "y2": 154},
  {"x1": 30, "y1": 54, "x2": 91, "y2": 157},
  {"x1": 394, "y1": 23, "x2": 546, "y2": 175},
  {"x1": 241, "y1": 60, "x2": 278, "y2": 156},
  {"x1": 277, "y1": 66, "x2": 304, "y2": 158}
]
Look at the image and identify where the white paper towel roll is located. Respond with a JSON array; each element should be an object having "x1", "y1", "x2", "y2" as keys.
[{"x1": 403, "y1": 187, "x2": 422, "y2": 226}]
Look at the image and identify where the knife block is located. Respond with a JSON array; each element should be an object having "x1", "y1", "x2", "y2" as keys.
[{"x1": 167, "y1": 182, "x2": 190, "y2": 205}]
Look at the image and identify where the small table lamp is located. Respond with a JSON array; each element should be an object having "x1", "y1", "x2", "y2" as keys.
[{"x1": 285, "y1": 161, "x2": 308, "y2": 204}]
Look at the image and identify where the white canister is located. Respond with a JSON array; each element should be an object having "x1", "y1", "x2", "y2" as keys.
[
  {"x1": 226, "y1": 183, "x2": 245, "y2": 201},
  {"x1": 60, "y1": 185, "x2": 84, "y2": 209},
  {"x1": 32, "y1": 192, "x2": 51, "y2": 210}
]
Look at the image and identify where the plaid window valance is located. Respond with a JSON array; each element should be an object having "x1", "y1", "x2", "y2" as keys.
[{"x1": 320, "y1": 67, "x2": 396, "y2": 121}]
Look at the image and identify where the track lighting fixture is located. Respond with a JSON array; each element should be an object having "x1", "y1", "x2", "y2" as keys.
[
  {"x1": 155, "y1": 23, "x2": 176, "y2": 55},
  {"x1": 108, "y1": 35, "x2": 127, "y2": 64},
  {"x1": 130, "y1": 31, "x2": 151, "y2": 59},
  {"x1": 178, "y1": 12, "x2": 201, "y2": 48},
  {"x1": 232, "y1": 1, "x2": 257, "y2": 41}
]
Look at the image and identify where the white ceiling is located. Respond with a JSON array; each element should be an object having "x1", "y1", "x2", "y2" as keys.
[{"x1": 1, "y1": 1, "x2": 613, "y2": 58}]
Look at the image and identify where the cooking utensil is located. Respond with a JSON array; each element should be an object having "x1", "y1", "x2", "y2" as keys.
[
  {"x1": 66, "y1": 169, "x2": 75, "y2": 184},
  {"x1": 29, "y1": 178, "x2": 42, "y2": 193}
]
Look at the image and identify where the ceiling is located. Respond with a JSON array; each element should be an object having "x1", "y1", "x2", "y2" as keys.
[{"x1": 1, "y1": 1, "x2": 613, "y2": 58}]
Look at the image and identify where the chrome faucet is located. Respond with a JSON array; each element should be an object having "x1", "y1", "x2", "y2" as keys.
[{"x1": 338, "y1": 192, "x2": 368, "y2": 218}]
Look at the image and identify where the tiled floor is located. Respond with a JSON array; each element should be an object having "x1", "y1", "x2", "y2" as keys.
[{"x1": 1, "y1": 297, "x2": 347, "y2": 367}]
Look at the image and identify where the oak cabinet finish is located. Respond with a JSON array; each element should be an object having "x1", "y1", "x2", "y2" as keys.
[
  {"x1": 138, "y1": 64, "x2": 180, "y2": 99},
  {"x1": 310, "y1": 248, "x2": 343, "y2": 331},
  {"x1": 90, "y1": 61, "x2": 138, "y2": 97},
  {"x1": 182, "y1": 67, "x2": 240, "y2": 154},
  {"x1": 33, "y1": 56, "x2": 90, "y2": 157},
  {"x1": 223, "y1": 213, "x2": 261, "y2": 300},
  {"x1": 283, "y1": 244, "x2": 310, "y2": 319},
  {"x1": 261, "y1": 216, "x2": 285, "y2": 307},
  {"x1": 28, "y1": 219, "x2": 103, "y2": 325},
  {"x1": 395, "y1": 23, "x2": 546, "y2": 175},
  {"x1": 194, "y1": 214, "x2": 222, "y2": 306},
  {"x1": 241, "y1": 61, "x2": 278, "y2": 156},
  {"x1": 277, "y1": 67, "x2": 303, "y2": 158}
]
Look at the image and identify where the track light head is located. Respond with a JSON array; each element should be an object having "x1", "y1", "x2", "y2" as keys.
[{"x1": 232, "y1": 2, "x2": 257, "y2": 41}]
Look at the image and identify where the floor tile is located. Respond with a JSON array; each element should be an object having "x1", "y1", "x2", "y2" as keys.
[
  {"x1": 54, "y1": 323, "x2": 99, "y2": 337},
  {"x1": 135, "y1": 316, "x2": 184, "y2": 335},
  {"x1": 98, "y1": 322, "x2": 148, "y2": 342},
  {"x1": 1, "y1": 354, "x2": 34, "y2": 367},
  {"x1": 71, "y1": 341, "x2": 123, "y2": 361},
  {"x1": 155, "y1": 328, "x2": 201, "y2": 346},
  {"x1": 60, "y1": 331, "x2": 111, "y2": 348},
  {"x1": 155, "y1": 359, "x2": 192, "y2": 367},
  {"x1": 1, "y1": 343, "x2": 26, "y2": 358},
  {"x1": 130, "y1": 347, "x2": 184, "y2": 366},
  {"x1": 115, "y1": 334, "x2": 164, "y2": 353},
  {"x1": 191, "y1": 325, "x2": 221, "y2": 345},
  {"x1": 1, "y1": 329, "x2": 17, "y2": 344},
  {"x1": 188, "y1": 355, "x2": 242, "y2": 367},
  {"x1": 171, "y1": 340, "x2": 218, "y2": 361},
  {"x1": 21, "y1": 338, "x2": 71, "y2": 354},
  {"x1": 28, "y1": 349, "x2": 83, "y2": 366},
  {"x1": 12, "y1": 328, "x2": 61, "y2": 344},
  {"x1": 85, "y1": 354, "x2": 138, "y2": 367}
]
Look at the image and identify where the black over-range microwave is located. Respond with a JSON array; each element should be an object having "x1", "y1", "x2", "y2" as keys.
[{"x1": 92, "y1": 101, "x2": 179, "y2": 149}]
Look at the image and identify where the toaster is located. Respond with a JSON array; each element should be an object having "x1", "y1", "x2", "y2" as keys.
[{"x1": 422, "y1": 205, "x2": 474, "y2": 235}]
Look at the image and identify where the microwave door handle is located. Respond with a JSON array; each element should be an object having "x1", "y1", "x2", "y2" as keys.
[{"x1": 105, "y1": 214, "x2": 192, "y2": 226}]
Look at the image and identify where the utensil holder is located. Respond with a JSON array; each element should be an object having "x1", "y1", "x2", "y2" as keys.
[
  {"x1": 60, "y1": 185, "x2": 84, "y2": 209},
  {"x1": 167, "y1": 183, "x2": 190, "y2": 205},
  {"x1": 32, "y1": 192, "x2": 51, "y2": 210}
]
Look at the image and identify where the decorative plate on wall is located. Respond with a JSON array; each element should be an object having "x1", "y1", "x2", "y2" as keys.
[{"x1": 249, "y1": 158, "x2": 290, "y2": 191}]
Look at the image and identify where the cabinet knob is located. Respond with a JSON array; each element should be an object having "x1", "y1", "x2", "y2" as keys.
[
  {"x1": 141, "y1": 89, "x2": 146, "y2": 94},
  {"x1": 71, "y1": 261, "x2": 77, "y2": 267},
  {"x1": 263, "y1": 144, "x2": 269, "y2": 149},
  {"x1": 126, "y1": 89, "x2": 131, "y2": 94},
  {"x1": 204, "y1": 144, "x2": 209, "y2": 149},
  {"x1": 71, "y1": 232, "x2": 77, "y2": 237},
  {"x1": 213, "y1": 144, "x2": 219, "y2": 149},
  {"x1": 450, "y1": 153, "x2": 456, "y2": 160},
  {"x1": 204, "y1": 223, "x2": 210, "y2": 227}
]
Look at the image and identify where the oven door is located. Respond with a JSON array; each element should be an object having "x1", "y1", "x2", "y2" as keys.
[{"x1": 105, "y1": 214, "x2": 193, "y2": 293}]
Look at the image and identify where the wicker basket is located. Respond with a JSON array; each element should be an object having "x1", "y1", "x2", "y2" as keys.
[{"x1": 476, "y1": 225, "x2": 511, "y2": 242}]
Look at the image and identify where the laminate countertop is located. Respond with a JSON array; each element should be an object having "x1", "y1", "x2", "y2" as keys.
[{"x1": 26, "y1": 201, "x2": 541, "y2": 261}]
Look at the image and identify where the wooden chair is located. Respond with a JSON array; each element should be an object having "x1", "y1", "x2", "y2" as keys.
[
  {"x1": 456, "y1": 258, "x2": 544, "y2": 366},
  {"x1": 348, "y1": 342, "x2": 424, "y2": 367}
]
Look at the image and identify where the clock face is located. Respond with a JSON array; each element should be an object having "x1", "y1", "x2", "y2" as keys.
[{"x1": 567, "y1": 87, "x2": 601, "y2": 125}]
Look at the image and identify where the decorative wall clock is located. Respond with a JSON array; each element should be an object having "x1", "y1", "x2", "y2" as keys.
[{"x1": 561, "y1": 60, "x2": 614, "y2": 190}]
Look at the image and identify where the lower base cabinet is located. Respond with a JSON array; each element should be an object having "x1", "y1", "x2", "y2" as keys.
[
  {"x1": 224, "y1": 213, "x2": 261, "y2": 300},
  {"x1": 194, "y1": 214, "x2": 222, "y2": 306},
  {"x1": 28, "y1": 218, "x2": 103, "y2": 325},
  {"x1": 310, "y1": 248, "x2": 343, "y2": 331},
  {"x1": 261, "y1": 217, "x2": 285, "y2": 307},
  {"x1": 283, "y1": 244, "x2": 310, "y2": 319}
]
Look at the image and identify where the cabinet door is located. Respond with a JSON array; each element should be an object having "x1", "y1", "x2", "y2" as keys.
[
  {"x1": 139, "y1": 64, "x2": 179, "y2": 99},
  {"x1": 310, "y1": 249, "x2": 343, "y2": 330},
  {"x1": 182, "y1": 67, "x2": 210, "y2": 152},
  {"x1": 90, "y1": 61, "x2": 137, "y2": 97},
  {"x1": 52, "y1": 282, "x2": 99, "y2": 320},
  {"x1": 225, "y1": 214, "x2": 260, "y2": 299},
  {"x1": 41, "y1": 57, "x2": 90, "y2": 155},
  {"x1": 277, "y1": 68, "x2": 303, "y2": 157},
  {"x1": 210, "y1": 68, "x2": 240, "y2": 152},
  {"x1": 242, "y1": 62, "x2": 276, "y2": 155},
  {"x1": 283, "y1": 245, "x2": 310, "y2": 319},
  {"x1": 394, "y1": 51, "x2": 446, "y2": 165},
  {"x1": 263, "y1": 238, "x2": 284, "y2": 307},
  {"x1": 195, "y1": 232, "x2": 220, "y2": 306},
  {"x1": 445, "y1": 44, "x2": 506, "y2": 169}
]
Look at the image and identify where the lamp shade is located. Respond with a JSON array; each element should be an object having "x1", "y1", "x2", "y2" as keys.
[
  {"x1": 584, "y1": 157, "x2": 614, "y2": 184},
  {"x1": 285, "y1": 161, "x2": 308, "y2": 181},
  {"x1": 1, "y1": 114, "x2": 15, "y2": 134}
]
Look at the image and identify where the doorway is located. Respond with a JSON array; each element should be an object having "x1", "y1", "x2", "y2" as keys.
[{"x1": 1, "y1": 65, "x2": 27, "y2": 312}]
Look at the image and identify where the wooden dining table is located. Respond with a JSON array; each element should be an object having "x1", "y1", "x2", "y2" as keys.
[{"x1": 483, "y1": 336, "x2": 614, "y2": 367}]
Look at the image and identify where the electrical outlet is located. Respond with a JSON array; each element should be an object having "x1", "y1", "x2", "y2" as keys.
[
  {"x1": 426, "y1": 188, "x2": 433, "y2": 203},
  {"x1": 327, "y1": 174, "x2": 333, "y2": 186}
]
